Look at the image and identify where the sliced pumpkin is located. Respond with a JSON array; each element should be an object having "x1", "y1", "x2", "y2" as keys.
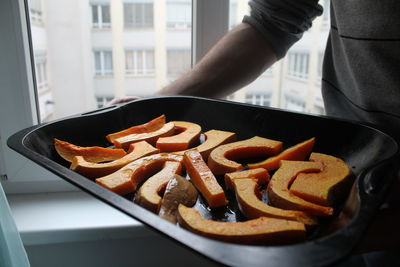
[
  {"x1": 96, "y1": 153, "x2": 183, "y2": 195},
  {"x1": 174, "y1": 129, "x2": 237, "y2": 161},
  {"x1": 267, "y1": 160, "x2": 333, "y2": 216},
  {"x1": 54, "y1": 138, "x2": 126, "y2": 163},
  {"x1": 207, "y1": 136, "x2": 283, "y2": 175},
  {"x1": 224, "y1": 168, "x2": 270, "y2": 190},
  {"x1": 233, "y1": 178, "x2": 317, "y2": 225},
  {"x1": 70, "y1": 141, "x2": 160, "y2": 179},
  {"x1": 135, "y1": 161, "x2": 183, "y2": 213},
  {"x1": 113, "y1": 122, "x2": 175, "y2": 150},
  {"x1": 248, "y1": 137, "x2": 316, "y2": 171},
  {"x1": 156, "y1": 121, "x2": 202, "y2": 152},
  {"x1": 184, "y1": 150, "x2": 227, "y2": 208},
  {"x1": 177, "y1": 205, "x2": 306, "y2": 245},
  {"x1": 158, "y1": 175, "x2": 198, "y2": 224},
  {"x1": 106, "y1": 114, "x2": 166, "y2": 143},
  {"x1": 290, "y1": 153, "x2": 354, "y2": 206}
]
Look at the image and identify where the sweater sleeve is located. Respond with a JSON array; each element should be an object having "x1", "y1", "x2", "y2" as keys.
[{"x1": 243, "y1": 0, "x2": 323, "y2": 59}]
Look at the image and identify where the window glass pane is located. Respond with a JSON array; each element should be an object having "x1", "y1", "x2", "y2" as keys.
[
  {"x1": 228, "y1": 0, "x2": 330, "y2": 115},
  {"x1": 92, "y1": 5, "x2": 99, "y2": 25},
  {"x1": 28, "y1": 0, "x2": 192, "y2": 119},
  {"x1": 124, "y1": 3, "x2": 153, "y2": 28},
  {"x1": 102, "y1": 5, "x2": 111, "y2": 23},
  {"x1": 167, "y1": 2, "x2": 191, "y2": 29}
]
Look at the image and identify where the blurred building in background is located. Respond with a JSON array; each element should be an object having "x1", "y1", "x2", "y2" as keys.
[{"x1": 29, "y1": 0, "x2": 329, "y2": 122}]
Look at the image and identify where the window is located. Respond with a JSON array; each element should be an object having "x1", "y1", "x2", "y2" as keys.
[
  {"x1": 167, "y1": 49, "x2": 191, "y2": 75},
  {"x1": 166, "y1": 0, "x2": 191, "y2": 29},
  {"x1": 92, "y1": 4, "x2": 111, "y2": 29},
  {"x1": 29, "y1": 0, "x2": 43, "y2": 23},
  {"x1": 285, "y1": 96, "x2": 306, "y2": 112},
  {"x1": 287, "y1": 52, "x2": 310, "y2": 79},
  {"x1": 245, "y1": 93, "x2": 271, "y2": 107},
  {"x1": 34, "y1": 52, "x2": 48, "y2": 93},
  {"x1": 94, "y1": 50, "x2": 113, "y2": 76},
  {"x1": 124, "y1": 2, "x2": 153, "y2": 28},
  {"x1": 96, "y1": 96, "x2": 114, "y2": 108},
  {"x1": 125, "y1": 49, "x2": 155, "y2": 75}
]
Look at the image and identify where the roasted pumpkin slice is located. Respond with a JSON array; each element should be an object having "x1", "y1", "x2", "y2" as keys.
[
  {"x1": 224, "y1": 168, "x2": 270, "y2": 190},
  {"x1": 54, "y1": 138, "x2": 126, "y2": 163},
  {"x1": 135, "y1": 161, "x2": 183, "y2": 213},
  {"x1": 156, "y1": 121, "x2": 202, "y2": 152},
  {"x1": 113, "y1": 122, "x2": 175, "y2": 150},
  {"x1": 267, "y1": 160, "x2": 333, "y2": 216},
  {"x1": 233, "y1": 178, "x2": 317, "y2": 225},
  {"x1": 290, "y1": 153, "x2": 354, "y2": 206},
  {"x1": 158, "y1": 175, "x2": 198, "y2": 224},
  {"x1": 174, "y1": 129, "x2": 237, "y2": 160},
  {"x1": 70, "y1": 141, "x2": 160, "y2": 179},
  {"x1": 207, "y1": 136, "x2": 283, "y2": 175},
  {"x1": 106, "y1": 114, "x2": 166, "y2": 143},
  {"x1": 248, "y1": 137, "x2": 316, "y2": 171},
  {"x1": 184, "y1": 150, "x2": 227, "y2": 208},
  {"x1": 96, "y1": 153, "x2": 183, "y2": 195},
  {"x1": 177, "y1": 205, "x2": 306, "y2": 245}
]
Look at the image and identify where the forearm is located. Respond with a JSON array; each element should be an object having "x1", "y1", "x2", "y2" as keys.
[{"x1": 157, "y1": 22, "x2": 277, "y2": 99}]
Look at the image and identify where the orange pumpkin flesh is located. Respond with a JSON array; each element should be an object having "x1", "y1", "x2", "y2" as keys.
[
  {"x1": 184, "y1": 150, "x2": 227, "y2": 208},
  {"x1": 156, "y1": 121, "x2": 202, "y2": 152},
  {"x1": 95, "y1": 153, "x2": 183, "y2": 195},
  {"x1": 207, "y1": 136, "x2": 283, "y2": 175},
  {"x1": 70, "y1": 141, "x2": 160, "y2": 179},
  {"x1": 106, "y1": 115, "x2": 166, "y2": 143},
  {"x1": 290, "y1": 153, "x2": 354, "y2": 206},
  {"x1": 113, "y1": 122, "x2": 175, "y2": 150},
  {"x1": 177, "y1": 205, "x2": 306, "y2": 245},
  {"x1": 135, "y1": 161, "x2": 183, "y2": 213},
  {"x1": 174, "y1": 129, "x2": 237, "y2": 161},
  {"x1": 267, "y1": 160, "x2": 333, "y2": 216},
  {"x1": 224, "y1": 168, "x2": 270, "y2": 190},
  {"x1": 54, "y1": 138, "x2": 126, "y2": 163},
  {"x1": 233, "y1": 178, "x2": 317, "y2": 225},
  {"x1": 248, "y1": 137, "x2": 316, "y2": 171}
]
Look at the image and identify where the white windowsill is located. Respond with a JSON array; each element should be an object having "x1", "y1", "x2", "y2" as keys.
[{"x1": 7, "y1": 190, "x2": 156, "y2": 246}]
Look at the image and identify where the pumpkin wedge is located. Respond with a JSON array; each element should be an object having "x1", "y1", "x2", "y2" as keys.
[
  {"x1": 113, "y1": 122, "x2": 175, "y2": 150},
  {"x1": 158, "y1": 175, "x2": 198, "y2": 224},
  {"x1": 96, "y1": 153, "x2": 183, "y2": 195},
  {"x1": 156, "y1": 121, "x2": 202, "y2": 152},
  {"x1": 268, "y1": 160, "x2": 333, "y2": 216},
  {"x1": 174, "y1": 129, "x2": 237, "y2": 161},
  {"x1": 54, "y1": 138, "x2": 126, "y2": 163},
  {"x1": 207, "y1": 136, "x2": 283, "y2": 175},
  {"x1": 70, "y1": 141, "x2": 160, "y2": 179},
  {"x1": 177, "y1": 205, "x2": 306, "y2": 245},
  {"x1": 233, "y1": 178, "x2": 317, "y2": 225},
  {"x1": 106, "y1": 114, "x2": 166, "y2": 143},
  {"x1": 135, "y1": 161, "x2": 183, "y2": 213},
  {"x1": 184, "y1": 150, "x2": 227, "y2": 208},
  {"x1": 224, "y1": 168, "x2": 270, "y2": 190},
  {"x1": 290, "y1": 153, "x2": 354, "y2": 206},
  {"x1": 248, "y1": 137, "x2": 316, "y2": 171}
]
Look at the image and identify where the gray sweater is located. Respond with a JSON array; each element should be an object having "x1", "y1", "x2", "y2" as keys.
[{"x1": 244, "y1": 0, "x2": 400, "y2": 141}]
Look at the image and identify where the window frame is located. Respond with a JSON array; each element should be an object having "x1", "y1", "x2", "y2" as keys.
[
  {"x1": 0, "y1": 0, "x2": 229, "y2": 194},
  {"x1": 91, "y1": 4, "x2": 111, "y2": 29}
]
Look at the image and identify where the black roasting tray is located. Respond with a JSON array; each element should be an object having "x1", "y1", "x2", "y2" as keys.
[{"x1": 7, "y1": 96, "x2": 399, "y2": 267}]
